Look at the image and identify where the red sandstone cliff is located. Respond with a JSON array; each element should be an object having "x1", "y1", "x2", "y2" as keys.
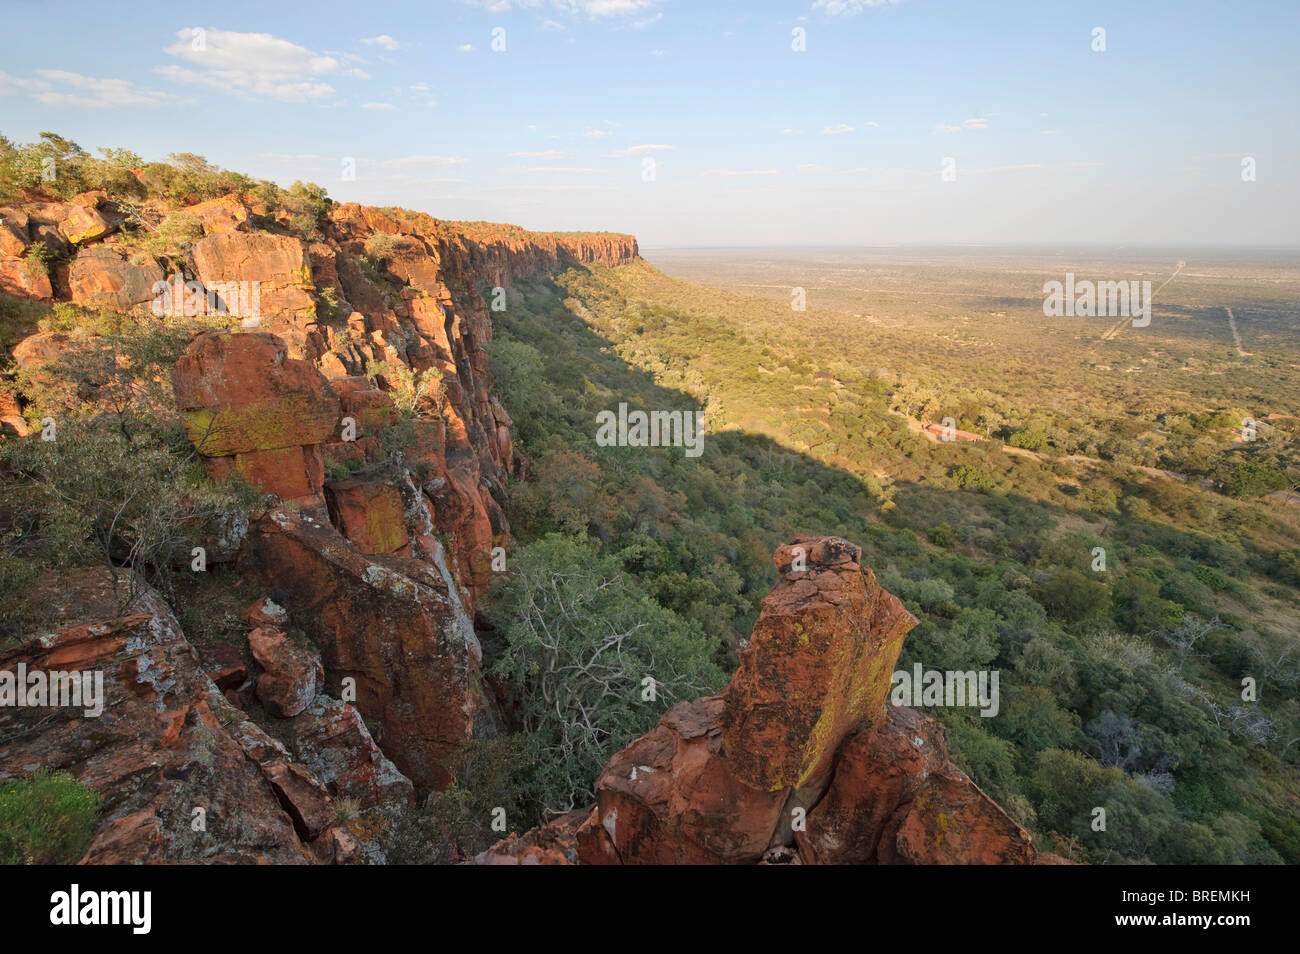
[{"x1": 2, "y1": 188, "x2": 639, "y2": 851}]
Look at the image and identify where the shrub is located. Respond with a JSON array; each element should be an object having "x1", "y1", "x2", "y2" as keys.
[
  {"x1": 927, "y1": 522, "x2": 955, "y2": 547},
  {"x1": 950, "y1": 464, "x2": 997, "y2": 491},
  {"x1": 23, "y1": 241, "x2": 53, "y2": 278},
  {"x1": 366, "y1": 359, "x2": 441, "y2": 417},
  {"x1": 1008, "y1": 427, "x2": 1048, "y2": 452},
  {"x1": 364, "y1": 232, "x2": 404, "y2": 263},
  {"x1": 1035, "y1": 567, "x2": 1109, "y2": 625}
]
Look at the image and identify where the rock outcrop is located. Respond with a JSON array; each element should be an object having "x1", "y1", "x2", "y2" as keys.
[
  {"x1": 248, "y1": 626, "x2": 322, "y2": 718},
  {"x1": 481, "y1": 536, "x2": 1045, "y2": 866},
  {"x1": 0, "y1": 568, "x2": 345, "y2": 863},
  {"x1": 189, "y1": 231, "x2": 316, "y2": 322},
  {"x1": 244, "y1": 506, "x2": 481, "y2": 797},
  {"x1": 69, "y1": 245, "x2": 164, "y2": 313},
  {"x1": 289, "y1": 695, "x2": 414, "y2": 810},
  {"x1": 171, "y1": 330, "x2": 338, "y2": 503}
]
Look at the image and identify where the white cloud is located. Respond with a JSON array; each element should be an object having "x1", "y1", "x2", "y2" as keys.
[
  {"x1": 822, "y1": 123, "x2": 854, "y2": 135},
  {"x1": 633, "y1": 11, "x2": 662, "y2": 28},
  {"x1": 609, "y1": 143, "x2": 674, "y2": 156},
  {"x1": 260, "y1": 153, "x2": 469, "y2": 169},
  {"x1": 158, "y1": 28, "x2": 368, "y2": 102},
  {"x1": 933, "y1": 124, "x2": 960, "y2": 134},
  {"x1": 0, "y1": 71, "x2": 49, "y2": 95},
  {"x1": 510, "y1": 150, "x2": 565, "y2": 158},
  {"x1": 572, "y1": 0, "x2": 660, "y2": 15},
  {"x1": 583, "y1": 128, "x2": 611, "y2": 138},
  {"x1": 651, "y1": 49, "x2": 665, "y2": 56},
  {"x1": 865, "y1": 121, "x2": 879, "y2": 127},
  {"x1": 812, "y1": 0, "x2": 903, "y2": 15},
  {"x1": 362, "y1": 102, "x2": 397, "y2": 110},
  {"x1": 407, "y1": 83, "x2": 438, "y2": 107},
  {"x1": 361, "y1": 34, "x2": 400, "y2": 50},
  {"x1": 702, "y1": 169, "x2": 778, "y2": 177},
  {"x1": 458, "y1": 44, "x2": 475, "y2": 52},
  {"x1": 1042, "y1": 129, "x2": 1061, "y2": 135},
  {"x1": 964, "y1": 160, "x2": 1103, "y2": 175},
  {"x1": 259, "y1": 152, "x2": 330, "y2": 162},
  {"x1": 963, "y1": 117, "x2": 988, "y2": 129},
  {"x1": 779, "y1": 128, "x2": 801, "y2": 136},
  {"x1": 23, "y1": 70, "x2": 186, "y2": 108}
]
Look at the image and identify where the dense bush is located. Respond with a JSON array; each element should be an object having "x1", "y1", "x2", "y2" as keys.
[{"x1": 480, "y1": 265, "x2": 1300, "y2": 864}]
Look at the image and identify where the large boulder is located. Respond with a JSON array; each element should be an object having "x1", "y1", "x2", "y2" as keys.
[
  {"x1": 328, "y1": 376, "x2": 397, "y2": 439},
  {"x1": 172, "y1": 331, "x2": 339, "y2": 501},
  {"x1": 0, "y1": 254, "x2": 52, "y2": 300},
  {"x1": 794, "y1": 705, "x2": 1037, "y2": 864},
  {"x1": 173, "y1": 331, "x2": 339, "y2": 457},
  {"x1": 325, "y1": 477, "x2": 410, "y2": 555},
  {"x1": 0, "y1": 207, "x2": 30, "y2": 256},
  {"x1": 584, "y1": 695, "x2": 788, "y2": 864},
  {"x1": 248, "y1": 626, "x2": 322, "y2": 718},
  {"x1": 69, "y1": 245, "x2": 164, "y2": 313},
  {"x1": 187, "y1": 195, "x2": 249, "y2": 235},
  {"x1": 58, "y1": 202, "x2": 114, "y2": 245},
  {"x1": 189, "y1": 231, "x2": 315, "y2": 321},
  {"x1": 722, "y1": 535, "x2": 916, "y2": 791}
]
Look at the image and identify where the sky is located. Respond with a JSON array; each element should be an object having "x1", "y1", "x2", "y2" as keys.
[{"x1": 1, "y1": 0, "x2": 1297, "y2": 248}]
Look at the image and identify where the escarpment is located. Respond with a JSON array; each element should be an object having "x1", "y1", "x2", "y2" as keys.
[
  {"x1": 2, "y1": 187, "x2": 639, "y2": 854},
  {"x1": 3, "y1": 183, "x2": 1043, "y2": 865}
]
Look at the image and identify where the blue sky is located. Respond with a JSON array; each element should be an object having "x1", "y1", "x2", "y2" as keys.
[{"x1": 1, "y1": 0, "x2": 1296, "y2": 247}]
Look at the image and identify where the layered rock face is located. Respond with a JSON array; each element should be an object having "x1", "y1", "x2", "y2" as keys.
[
  {"x1": 0, "y1": 191, "x2": 123, "y2": 302},
  {"x1": 0, "y1": 569, "x2": 351, "y2": 863},
  {"x1": 245, "y1": 506, "x2": 481, "y2": 796},
  {"x1": 484, "y1": 536, "x2": 1045, "y2": 865},
  {"x1": 172, "y1": 330, "x2": 339, "y2": 503},
  {"x1": 4, "y1": 189, "x2": 640, "y2": 849},
  {"x1": 170, "y1": 329, "x2": 491, "y2": 797}
]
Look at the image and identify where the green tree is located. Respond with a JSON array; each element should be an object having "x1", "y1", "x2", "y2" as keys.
[{"x1": 485, "y1": 534, "x2": 725, "y2": 814}]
